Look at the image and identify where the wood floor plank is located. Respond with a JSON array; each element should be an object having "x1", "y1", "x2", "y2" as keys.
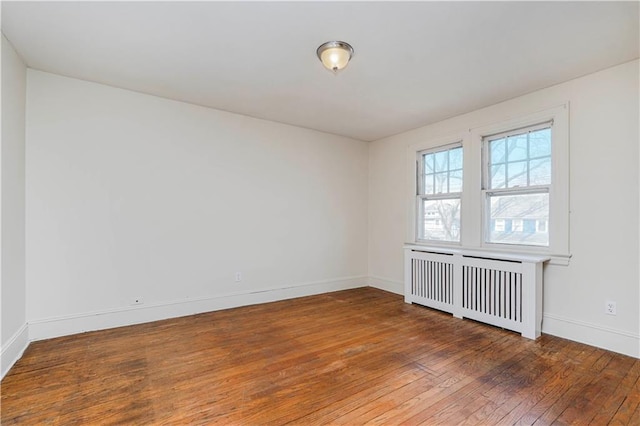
[
  {"x1": 289, "y1": 325, "x2": 484, "y2": 424},
  {"x1": 607, "y1": 370, "x2": 640, "y2": 426},
  {"x1": 452, "y1": 340, "x2": 573, "y2": 425},
  {"x1": 554, "y1": 354, "x2": 636, "y2": 424},
  {"x1": 479, "y1": 341, "x2": 602, "y2": 425},
  {"x1": 506, "y1": 343, "x2": 601, "y2": 425},
  {"x1": 382, "y1": 335, "x2": 535, "y2": 425},
  {"x1": 340, "y1": 333, "x2": 525, "y2": 424},
  {"x1": 1, "y1": 288, "x2": 638, "y2": 425}
]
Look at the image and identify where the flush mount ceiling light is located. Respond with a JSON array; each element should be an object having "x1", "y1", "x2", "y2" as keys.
[{"x1": 316, "y1": 41, "x2": 354, "y2": 74}]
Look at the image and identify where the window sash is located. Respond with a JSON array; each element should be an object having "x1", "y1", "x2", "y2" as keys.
[
  {"x1": 417, "y1": 143, "x2": 463, "y2": 196},
  {"x1": 483, "y1": 123, "x2": 552, "y2": 192},
  {"x1": 416, "y1": 143, "x2": 463, "y2": 243},
  {"x1": 417, "y1": 194, "x2": 462, "y2": 243},
  {"x1": 482, "y1": 122, "x2": 553, "y2": 248},
  {"x1": 483, "y1": 187, "x2": 550, "y2": 246}
]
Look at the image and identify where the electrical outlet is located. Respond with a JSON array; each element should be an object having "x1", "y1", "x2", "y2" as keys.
[
  {"x1": 234, "y1": 272, "x2": 242, "y2": 282},
  {"x1": 132, "y1": 297, "x2": 144, "y2": 305},
  {"x1": 605, "y1": 300, "x2": 616, "y2": 315}
]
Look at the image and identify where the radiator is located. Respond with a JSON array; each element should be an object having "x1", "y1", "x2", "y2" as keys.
[{"x1": 404, "y1": 246, "x2": 548, "y2": 339}]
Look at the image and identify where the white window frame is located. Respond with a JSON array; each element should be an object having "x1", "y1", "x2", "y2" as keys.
[
  {"x1": 482, "y1": 120, "x2": 553, "y2": 247},
  {"x1": 407, "y1": 104, "x2": 570, "y2": 265},
  {"x1": 415, "y1": 143, "x2": 463, "y2": 244},
  {"x1": 472, "y1": 104, "x2": 570, "y2": 261},
  {"x1": 408, "y1": 134, "x2": 468, "y2": 246}
]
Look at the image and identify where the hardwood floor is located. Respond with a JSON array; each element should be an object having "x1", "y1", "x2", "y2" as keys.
[{"x1": 2, "y1": 287, "x2": 638, "y2": 425}]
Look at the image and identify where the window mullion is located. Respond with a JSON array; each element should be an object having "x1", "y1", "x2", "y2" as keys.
[{"x1": 526, "y1": 131, "x2": 531, "y2": 186}]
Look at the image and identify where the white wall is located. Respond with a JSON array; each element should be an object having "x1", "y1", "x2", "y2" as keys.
[
  {"x1": 369, "y1": 60, "x2": 640, "y2": 357},
  {"x1": 25, "y1": 70, "x2": 368, "y2": 339},
  {"x1": 1, "y1": 35, "x2": 28, "y2": 377}
]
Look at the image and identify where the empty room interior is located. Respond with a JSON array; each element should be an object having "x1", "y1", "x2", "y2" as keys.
[{"x1": 1, "y1": 1, "x2": 639, "y2": 424}]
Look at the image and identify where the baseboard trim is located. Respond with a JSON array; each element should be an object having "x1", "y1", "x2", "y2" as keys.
[
  {"x1": 28, "y1": 276, "x2": 368, "y2": 342},
  {"x1": 1, "y1": 323, "x2": 29, "y2": 379},
  {"x1": 543, "y1": 313, "x2": 640, "y2": 358},
  {"x1": 368, "y1": 275, "x2": 403, "y2": 295}
]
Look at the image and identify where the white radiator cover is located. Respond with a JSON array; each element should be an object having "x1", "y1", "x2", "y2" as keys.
[{"x1": 404, "y1": 245, "x2": 549, "y2": 339}]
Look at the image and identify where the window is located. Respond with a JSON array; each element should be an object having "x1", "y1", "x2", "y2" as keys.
[
  {"x1": 409, "y1": 104, "x2": 569, "y2": 263},
  {"x1": 483, "y1": 122, "x2": 552, "y2": 247},
  {"x1": 416, "y1": 144, "x2": 462, "y2": 242},
  {"x1": 512, "y1": 219, "x2": 524, "y2": 232}
]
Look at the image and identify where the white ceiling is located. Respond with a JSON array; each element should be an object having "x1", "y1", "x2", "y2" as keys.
[{"x1": 2, "y1": 1, "x2": 638, "y2": 141}]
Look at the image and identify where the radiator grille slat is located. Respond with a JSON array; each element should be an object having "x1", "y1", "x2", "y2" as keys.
[
  {"x1": 410, "y1": 258, "x2": 453, "y2": 307},
  {"x1": 461, "y1": 266, "x2": 523, "y2": 323}
]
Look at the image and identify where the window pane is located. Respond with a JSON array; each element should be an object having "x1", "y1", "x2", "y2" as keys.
[
  {"x1": 529, "y1": 128, "x2": 551, "y2": 158},
  {"x1": 490, "y1": 164, "x2": 506, "y2": 189},
  {"x1": 434, "y1": 172, "x2": 448, "y2": 193},
  {"x1": 421, "y1": 198, "x2": 461, "y2": 242},
  {"x1": 487, "y1": 126, "x2": 551, "y2": 191},
  {"x1": 424, "y1": 173, "x2": 434, "y2": 195},
  {"x1": 490, "y1": 138, "x2": 506, "y2": 164},
  {"x1": 507, "y1": 134, "x2": 528, "y2": 161},
  {"x1": 449, "y1": 147, "x2": 463, "y2": 170},
  {"x1": 418, "y1": 145, "x2": 463, "y2": 196},
  {"x1": 434, "y1": 151, "x2": 448, "y2": 172},
  {"x1": 424, "y1": 153, "x2": 435, "y2": 174},
  {"x1": 487, "y1": 192, "x2": 549, "y2": 246},
  {"x1": 507, "y1": 161, "x2": 527, "y2": 187},
  {"x1": 529, "y1": 158, "x2": 551, "y2": 186},
  {"x1": 449, "y1": 170, "x2": 463, "y2": 192}
]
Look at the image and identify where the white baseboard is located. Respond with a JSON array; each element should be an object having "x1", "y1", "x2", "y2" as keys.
[
  {"x1": 28, "y1": 276, "x2": 368, "y2": 342},
  {"x1": 543, "y1": 313, "x2": 640, "y2": 358},
  {"x1": 368, "y1": 275, "x2": 403, "y2": 295},
  {"x1": 1, "y1": 323, "x2": 29, "y2": 379}
]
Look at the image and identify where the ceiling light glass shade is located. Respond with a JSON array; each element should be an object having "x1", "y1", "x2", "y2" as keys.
[{"x1": 317, "y1": 41, "x2": 354, "y2": 73}]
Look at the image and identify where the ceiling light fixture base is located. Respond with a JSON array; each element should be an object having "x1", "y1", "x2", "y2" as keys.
[{"x1": 316, "y1": 41, "x2": 354, "y2": 74}]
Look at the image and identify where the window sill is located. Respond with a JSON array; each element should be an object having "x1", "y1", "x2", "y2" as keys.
[{"x1": 404, "y1": 242, "x2": 571, "y2": 266}]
